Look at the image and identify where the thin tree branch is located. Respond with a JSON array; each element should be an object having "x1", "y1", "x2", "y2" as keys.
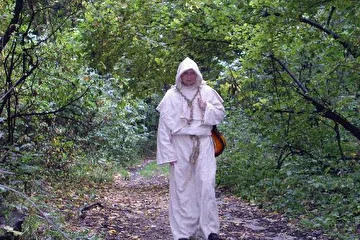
[
  {"x1": 0, "y1": 61, "x2": 38, "y2": 114},
  {"x1": 326, "y1": 6, "x2": 336, "y2": 27},
  {"x1": 270, "y1": 55, "x2": 309, "y2": 94},
  {"x1": 14, "y1": 85, "x2": 92, "y2": 118},
  {"x1": 0, "y1": 169, "x2": 15, "y2": 175},
  {"x1": 0, "y1": 184, "x2": 71, "y2": 240},
  {"x1": 334, "y1": 123, "x2": 345, "y2": 159},
  {"x1": 271, "y1": 55, "x2": 360, "y2": 141},
  {"x1": 300, "y1": 16, "x2": 358, "y2": 58},
  {"x1": 0, "y1": 0, "x2": 24, "y2": 53}
]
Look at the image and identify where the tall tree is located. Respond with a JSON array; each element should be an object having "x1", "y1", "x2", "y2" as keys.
[
  {"x1": 0, "y1": 0, "x2": 87, "y2": 163},
  {"x1": 245, "y1": 0, "x2": 359, "y2": 158}
]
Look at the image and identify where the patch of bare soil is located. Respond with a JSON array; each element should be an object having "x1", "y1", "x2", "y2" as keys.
[{"x1": 69, "y1": 161, "x2": 331, "y2": 240}]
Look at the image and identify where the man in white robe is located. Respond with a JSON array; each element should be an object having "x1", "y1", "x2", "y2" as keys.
[{"x1": 156, "y1": 57, "x2": 225, "y2": 240}]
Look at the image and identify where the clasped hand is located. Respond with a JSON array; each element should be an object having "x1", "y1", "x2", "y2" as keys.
[{"x1": 198, "y1": 98, "x2": 207, "y2": 111}]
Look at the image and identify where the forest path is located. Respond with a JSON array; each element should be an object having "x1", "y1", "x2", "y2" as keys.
[{"x1": 68, "y1": 159, "x2": 330, "y2": 240}]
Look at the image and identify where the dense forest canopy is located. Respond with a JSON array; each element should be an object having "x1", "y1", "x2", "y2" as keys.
[{"x1": 0, "y1": 0, "x2": 359, "y2": 239}]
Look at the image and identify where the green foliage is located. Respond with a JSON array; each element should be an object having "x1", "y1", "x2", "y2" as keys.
[
  {"x1": 266, "y1": 167, "x2": 360, "y2": 239},
  {"x1": 78, "y1": 74, "x2": 160, "y2": 166},
  {"x1": 77, "y1": 0, "x2": 239, "y2": 96},
  {"x1": 219, "y1": 100, "x2": 360, "y2": 239},
  {"x1": 1, "y1": 0, "x2": 359, "y2": 239},
  {"x1": 69, "y1": 159, "x2": 123, "y2": 183},
  {"x1": 217, "y1": 103, "x2": 277, "y2": 199},
  {"x1": 139, "y1": 161, "x2": 169, "y2": 178}
]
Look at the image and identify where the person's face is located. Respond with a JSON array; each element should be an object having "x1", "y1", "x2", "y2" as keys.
[{"x1": 181, "y1": 69, "x2": 197, "y2": 86}]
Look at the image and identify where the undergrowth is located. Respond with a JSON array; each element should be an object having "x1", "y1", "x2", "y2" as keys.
[
  {"x1": 139, "y1": 161, "x2": 169, "y2": 178},
  {"x1": 217, "y1": 109, "x2": 360, "y2": 240}
]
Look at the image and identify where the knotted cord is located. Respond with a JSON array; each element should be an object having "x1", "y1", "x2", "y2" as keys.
[
  {"x1": 189, "y1": 135, "x2": 200, "y2": 164},
  {"x1": 176, "y1": 87, "x2": 200, "y2": 125},
  {"x1": 176, "y1": 87, "x2": 203, "y2": 164}
]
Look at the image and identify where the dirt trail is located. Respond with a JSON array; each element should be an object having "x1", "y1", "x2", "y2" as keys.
[{"x1": 70, "y1": 160, "x2": 331, "y2": 240}]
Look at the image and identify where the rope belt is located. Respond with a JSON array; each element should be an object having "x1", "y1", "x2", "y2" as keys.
[{"x1": 189, "y1": 135, "x2": 200, "y2": 164}]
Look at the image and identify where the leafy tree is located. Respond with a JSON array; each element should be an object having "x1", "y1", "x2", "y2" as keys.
[
  {"x1": 77, "y1": 0, "x2": 240, "y2": 95},
  {"x1": 217, "y1": 1, "x2": 359, "y2": 238},
  {"x1": 232, "y1": 0, "x2": 359, "y2": 163},
  {"x1": 0, "y1": 0, "x2": 359, "y2": 238}
]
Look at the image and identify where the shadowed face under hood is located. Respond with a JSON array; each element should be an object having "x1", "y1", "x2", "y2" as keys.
[{"x1": 175, "y1": 57, "x2": 204, "y2": 89}]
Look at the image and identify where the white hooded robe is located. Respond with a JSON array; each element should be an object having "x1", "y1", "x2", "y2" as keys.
[{"x1": 156, "y1": 57, "x2": 225, "y2": 240}]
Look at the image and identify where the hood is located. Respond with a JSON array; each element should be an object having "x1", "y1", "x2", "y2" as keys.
[{"x1": 175, "y1": 57, "x2": 203, "y2": 89}]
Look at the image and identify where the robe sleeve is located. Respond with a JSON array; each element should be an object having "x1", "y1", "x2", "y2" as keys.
[
  {"x1": 156, "y1": 111, "x2": 177, "y2": 165},
  {"x1": 202, "y1": 88, "x2": 225, "y2": 125}
]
